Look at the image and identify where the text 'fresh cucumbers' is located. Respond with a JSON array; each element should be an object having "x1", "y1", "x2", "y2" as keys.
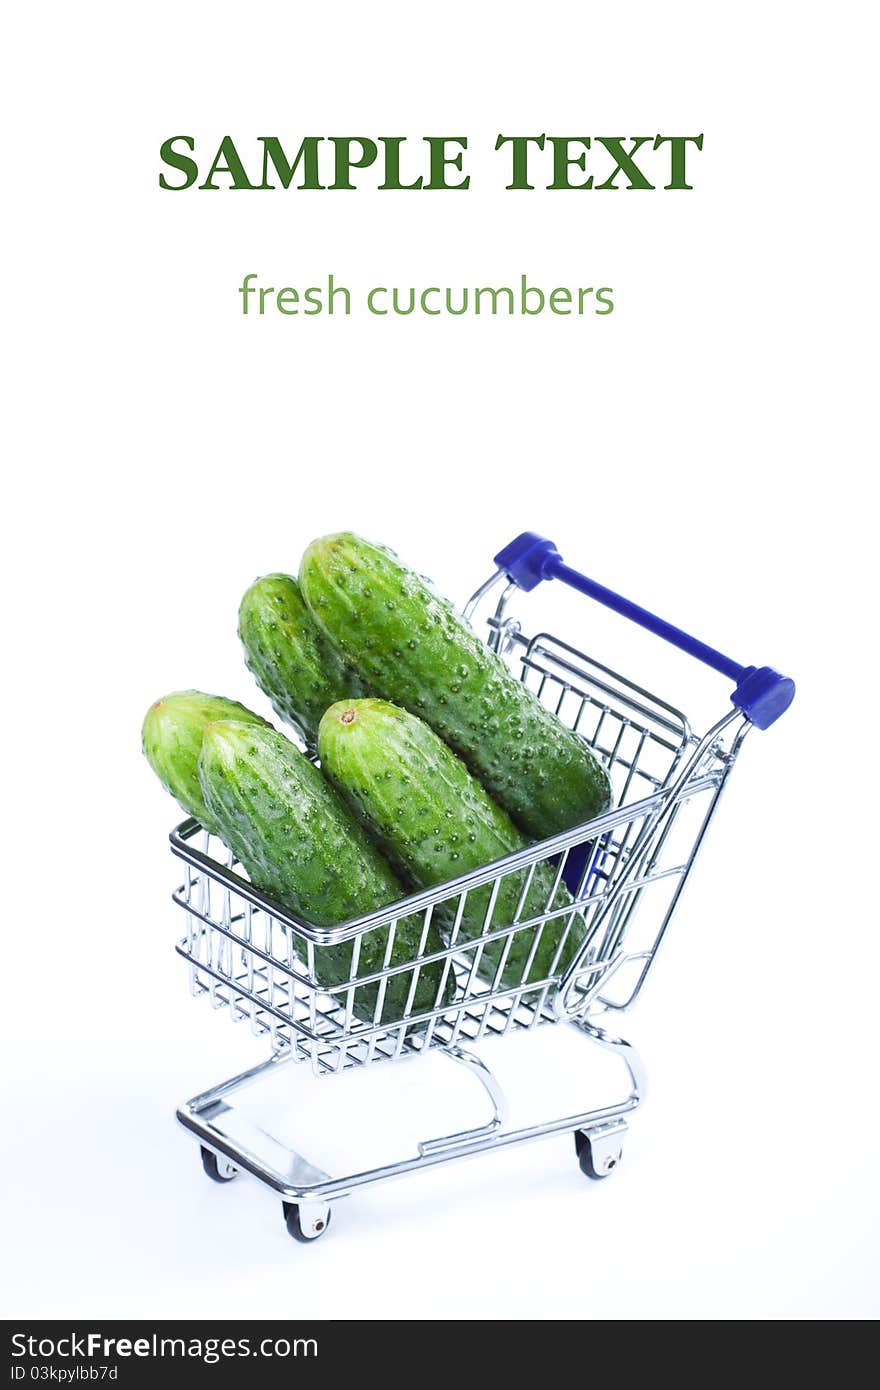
[
  {"x1": 300, "y1": 533, "x2": 611, "y2": 840},
  {"x1": 238, "y1": 572, "x2": 366, "y2": 747},
  {"x1": 142, "y1": 690, "x2": 271, "y2": 836},
  {"x1": 198, "y1": 720, "x2": 448, "y2": 1025},
  {"x1": 318, "y1": 699, "x2": 586, "y2": 989}
]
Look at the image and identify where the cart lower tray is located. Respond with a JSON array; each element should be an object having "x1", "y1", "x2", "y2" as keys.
[{"x1": 178, "y1": 1020, "x2": 645, "y2": 1242}]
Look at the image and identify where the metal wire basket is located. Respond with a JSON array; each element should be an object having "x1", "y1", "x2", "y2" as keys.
[{"x1": 169, "y1": 531, "x2": 793, "y2": 1241}]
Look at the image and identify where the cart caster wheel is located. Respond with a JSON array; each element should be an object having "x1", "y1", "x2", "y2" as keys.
[
  {"x1": 283, "y1": 1202, "x2": 332, "y2": 1243},
  {"x1": 200, "y1": 1146, "x2": 238, "y2": 1183},
  {"x1": 574, "y1": 1129, "x2": 622, "y2": 1180}
]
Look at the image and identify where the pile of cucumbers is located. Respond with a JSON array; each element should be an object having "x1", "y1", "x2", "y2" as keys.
[{"x1": 143, "y1": 533, "x2": 611, "y2": 1027}]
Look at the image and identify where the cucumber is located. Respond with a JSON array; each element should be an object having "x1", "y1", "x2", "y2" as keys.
[
  {"x1": 318, "y1": 699, "x2": 585, "y2": 989},
  {"x1": 141, "y1": 690, "x2": 270, "y2": 835},
  {"x1": 300, "y1": 533, "x2": 611, "y2": 840},
  {"x1": 238, "y1": 573, "x2": 366, "y2": 747},
  {"x1": 198, "y1": 720, "x2": 447, "y2": 1025}
]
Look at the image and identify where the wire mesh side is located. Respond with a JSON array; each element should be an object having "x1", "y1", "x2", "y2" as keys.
[
  {"x1": 173, "y1": 743, "x2": 728, "y2": 1074},
  {"x1": 172, "y1": 597, "x2": 743, "y2": 1072}
]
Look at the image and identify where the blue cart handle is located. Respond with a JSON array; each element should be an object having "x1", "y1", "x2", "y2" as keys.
[{"x1": 494, "y1": 532, "x2": 795, "y2": 730}]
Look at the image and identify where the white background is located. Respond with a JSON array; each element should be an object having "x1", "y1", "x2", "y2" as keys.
[{"x1": 3, "y1": 1, "x2": 878, "y2": 1321}]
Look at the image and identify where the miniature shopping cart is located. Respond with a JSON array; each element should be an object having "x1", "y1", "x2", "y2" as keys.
[{"x1": 169, "y1": 532, "x2": 794, "y2": 1242}]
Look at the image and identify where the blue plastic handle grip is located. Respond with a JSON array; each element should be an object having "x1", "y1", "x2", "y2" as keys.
[{"x1": 494, "y1": 532, "x2": 795, "y2": 729}]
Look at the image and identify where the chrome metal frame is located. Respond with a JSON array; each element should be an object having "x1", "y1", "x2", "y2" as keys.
[
  {"x1": 170, "y1": 566, "x2": 752, "y2": 1235},
  {"x1": 178, "y1": 1020, "x2": 645, "y2": 1229}
]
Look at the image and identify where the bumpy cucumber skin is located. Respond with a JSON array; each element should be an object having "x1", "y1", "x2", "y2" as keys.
[
  {"x1": 238, "y1": 573, "x2": 366, "y2": 746},
  {"x1": 198, "y1": 720, "x2": 446, "y2": 1025},
  {"x1": 141, "y1": 690, "x2": 271, "y2": 836},
  {"x1": 318, "y1": 700, "x2": 585, "y2": 989},
  {"x1": 300, "y1": 534, "x2": 611, "y2": 840}
]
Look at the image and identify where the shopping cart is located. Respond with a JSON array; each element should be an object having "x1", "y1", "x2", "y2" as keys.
[{"x1": 169, "y1": 532, "x2": 794, "y2": 1241}]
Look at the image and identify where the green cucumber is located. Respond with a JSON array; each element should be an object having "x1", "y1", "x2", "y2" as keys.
[
  {"x1": 198, "y1": 720, "x2": 447, "y2": 1025},
  {"x1": 318, "y1": 699, "x2": 585, "y2": 989},
  {"x1": 300, "y1": 533, "x2": 611, "y2": 840},
  {"x1": 238, "y1": 573, "x2": 366, "y2": 747},
  {"x1": 142, "y1": 690, "x2": 270, "y2": 835}
]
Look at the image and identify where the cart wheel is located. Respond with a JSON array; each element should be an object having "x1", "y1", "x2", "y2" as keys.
[
  {"x1": 200, "y1": 1146, "x2": 238, "y2": 1183},
  {"x1": 283, "y1": 1202, "x2": 332, "y2": 1243},
  {"x1": 574, "y1": 1129, "x2": 621, "y2": 1180}
]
